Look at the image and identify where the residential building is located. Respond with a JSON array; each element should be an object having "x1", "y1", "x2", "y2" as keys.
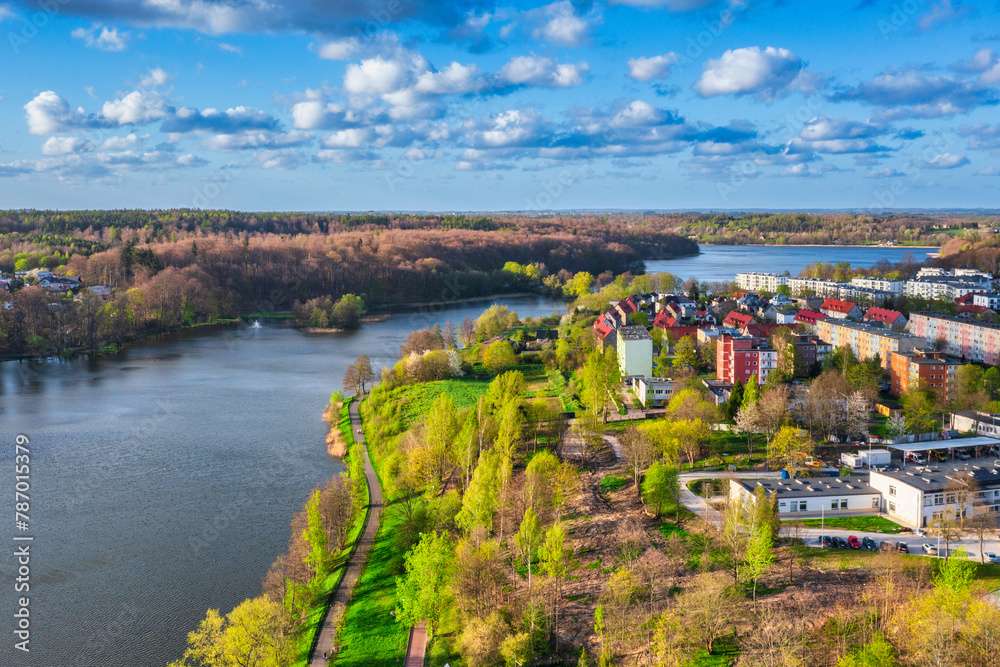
[
  {"x1": 869, "y1": 463, "x2": 1000, "y2": 530},
  {"x1": 729, "y1": 477, "x2": 881, "y2": 517},
  {"x1": 851, "y1": 277, "x2": 905, "y2": 294},
  {"x1": 950, "y1": 411, "x2": 1000, "y2": 438},
  {"x1": 864, "y1": 306, "x2": 907, "y2": 330},
  {"x1": 632, "y1": 376, "x2": 675, "y2": 408},
  {"x1": 723, "y1": 311, "x2": 754, "y2": 329},
  {"x1": 791, "y1": 334, "x2": 832, "y2": 376},
  {"x1": 816, "y1": 319, "x2": 922, "y2": 369},
  {"x1": 888, "y1": 349, "x2": 961, "y2": 400},
  {"x1": 616, "y1": 326, "x2": 653, "y2": 378},
  {"x1": 795, "y1": 309, "x2": 826, "y2": 327},
  {"x1": 973, "y1": 293, "x2": 1000, "y2": 311},
  {"x1": 735, "y1": 272, "x2": 787, "y2": 292},
  {"x1": 702, "y1": 379, "x2": 733, "y2": 406},
  {"x1": 716, "y1": 334, "x2": 777, "y2": 384},
  {"x1": 819, "y1": 298, "x2": 861, "y2": 320},
  {"x1": 907, "y1": 313, "x2": 1000, "y2": 366}
]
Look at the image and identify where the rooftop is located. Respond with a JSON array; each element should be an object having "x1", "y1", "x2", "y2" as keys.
[
  {"x1": 873, "y1": 461, "x2": 1000, "y2": 493},
  {"x1": 736, "y1": 475, "x2": 878, "y2": 499},
  {"x1": 887, "y1": 436, "x2": 1000, "y2": 454},
  {"x1": 821, "y1": 319, "x2": 923, "y2": 341},
  {"x1": 910, "y1": 312, "x2": 1000, "y2": 331},
  {"x1": 617, "y1": 325, "x2": 651, "y2": 341},
  {"x1": 953, "y1": 411, "x2": 1000, "y2": 427}
]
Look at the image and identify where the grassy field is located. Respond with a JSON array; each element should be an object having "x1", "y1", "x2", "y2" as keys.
[
  {"x1": 332, "y1": 500, "x2": 411, "y2": 667},
  {"x1": 599, "y1": 473, "x2": 629, "y2": 493},
  {"x1": 784, "y1": 515, "x2": 906, "y2": 534}
]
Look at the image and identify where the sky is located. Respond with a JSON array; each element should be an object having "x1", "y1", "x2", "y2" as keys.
[{"x1": 0, "y1": 0, "x2": 998, "y2": 211}]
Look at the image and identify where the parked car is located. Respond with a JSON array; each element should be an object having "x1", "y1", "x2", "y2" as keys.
[
  {"x1": 922, "y1": 543, "x2": 938, "y2": 555},
  {"x1": 879, "y1": 540, "x2": 895, "y2": 553},
  {"x1": 832, "y1": 536, "x2": 849, "y2": 549},
  {"x1": 819, "y1": 535, "x2": 833, "y2": 548},
  {"x1": 956, "y1": 450, "x2": 972, "y2": 460},
  {"x1": 984, "y1": 552, "x2": 1000, "y2": 563},
  {"x1": 847, "y1": 535, "x2": 862, "y2": 550},
  {"x1": 862, "y1": 537, "x2": 878, "y2": 551},
  {"x1": 896, "y1": 542, "x2": 910, "y2": 553}
]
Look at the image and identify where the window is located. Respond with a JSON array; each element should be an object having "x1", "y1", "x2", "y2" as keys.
[
  {"x1": 888, "y1": 501, "x2": 896, "y2": 513},
  {"x1": 797, "y1": 501, "x2": 808, "y2": 512},
  {"x1": 934, "y1": 494, "x2": 944, "y2": 506},
  {"x1": 841, "y1": 499, "x2": 848, "y2": 509},
  {"x1": 872, "y1": 497, "x2": 880, "y2": 509},
  {"x1": 946, "y1": 493, "x2": 956, "y2": 504},
  {"x1": 888, "y1": 485, "x2": 896, "y2": 496}
]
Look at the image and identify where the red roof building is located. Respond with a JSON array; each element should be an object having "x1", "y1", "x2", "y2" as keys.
[
  {"x1": 863, "y1": 307, "x2": 907, "y2": 329},
  {"x1": 795, "y1": 309, "x2": 827, "y2": 326},
  {"x1": 716, "y1": 334, "x2": 778, "y2": 384},
  {"x1": 723, "y1": 311, "x2": 754, "y2": 328},
  {"x1": 819, "y1": 298, "x2": 861, "y2": 320}
]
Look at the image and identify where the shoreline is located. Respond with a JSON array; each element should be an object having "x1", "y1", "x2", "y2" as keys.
[{"x1": 691, "y1": 242, "x2": 939, "y2": 249}]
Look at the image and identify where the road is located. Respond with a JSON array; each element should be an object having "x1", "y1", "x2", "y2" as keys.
[
  {"x1": 677, "y1": 471, "x2": 1000, "y2": 561},
  {"x1": 308, "y1": 399, "x2": 384, "y2": 666}
]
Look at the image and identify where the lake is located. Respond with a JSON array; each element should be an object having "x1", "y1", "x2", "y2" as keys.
[
  {"x1": 0, "y1": 295, "x2": 564, "y2": 667},
  {"x1": 645, "y1": 244, "x2": 933, "y2": 282}
]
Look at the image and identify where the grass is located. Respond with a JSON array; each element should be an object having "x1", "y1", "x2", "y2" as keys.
[
  {"x1": 690, "y1": 634, "x2": 740, "y2": 666},
  {"x1": 332, "y1": 500, "x2": 411, "y2": 666},
  {"x1": 784, "y1": 515, "x2": 906, "y2": 534},
  {"x1": 686, "y1": 478, "x2": 724, "y2": 498},
  {"x1": 545, "y1": 369, "x2": 579, "y2": 413},
  {"x1": 599, "y1": 474, "x2": 629, "y2": 494}
]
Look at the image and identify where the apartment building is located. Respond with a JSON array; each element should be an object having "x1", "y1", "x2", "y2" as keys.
[
  {"x1": 716, "y1": 334, "x2": 777, "y2": 384},
  {"x1": 907, "y1": 313, "x2": 1000, "y2": 366},
  {"x1": 851, "y1": 276, "x2": 905, "y2": 294},
  {"x1": 816, "y1": 319, "x2": 922, "y2": 369},
  {"x1": 972, "y1": 293, "x2": 1000, "y2": 310},
  {"x1": 888, "y1": 349, "x2": 961, "y2": 400},
  {"x1": 735, "y1": 272, "x2": 787, "y2": 292},
  {"x1": 616, "y1": 326, "x2": 653, "y2": 378}
]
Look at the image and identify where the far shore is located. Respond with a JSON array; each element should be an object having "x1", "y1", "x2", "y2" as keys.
[{"x1": 692, "y1": 242, "x2": 939, "y2": 249}]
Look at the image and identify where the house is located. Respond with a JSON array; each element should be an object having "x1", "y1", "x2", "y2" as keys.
[
  {"x1": 702, "y1": 379, "x2": 734, "y2": 406},
  {"x1": 593, "y1": 314, "x2": 618, "y2": 350},
  {"x1": 795, "y1": 309, "x2": 827, "y2": 327},
  {"x1": 716, "y1": 334, "x2": 777, "y2": 384},
  {"x1": 616, "y1": 326, "x2": 653, "y2": 378},
  {"x1": 723, "y1": 311, "x2": 754, "y2": 329},
  {"x1": 889, "y1": 349, "x2": 961, "y2": 400},
  {"x1": 820, "y1": 298, "x2": 861, "y2": 320},
  {"x1": 651, "y1": 312, "x2": 698, "y2": 342},
  {"x1": 864, "y1": 307, "x2": 907, "y2": 330},
  {"x1": 613, "y1": 297, "x2": 638, "y2": 323},
  {"x1": 790, "y1": 334, "x2": 832, "y2": 376},
  {"x1": 729, "y1": 476, "x2": 881, "y2": 518},
  {"x1": 632, "y1": 376, "x2": 675, "y2": 408}
]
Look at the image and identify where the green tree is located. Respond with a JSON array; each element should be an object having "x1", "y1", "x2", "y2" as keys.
[
  {"x1": 641, "y1": 461, "x2": 679, "y2": 520},
  {"x1": 331, "y1": 293, "x2": 365, "y2": 329},
  {"x1": 538, "y1": 521, "x2": 571, "y2": 641},
  {"x1": 902, "y1": 387, "x2": 939, "y2": 435},
  {"x1": 395, "y1": 531, "x2": 455, "y2": 638},
  {"x1": 456, "y1": 449, "x2": 504, "y2": 534},
  {"x1": 302, "y1": 489, "x2": 329, "y2": 581},
  {"x1": 767, "y1": 426, "x2": 815, "y2": 473},
  {"x1": 837, "y1": 633, "x2": 898, "y2": 667},
  {"x1": 579, "y1": 348, "x2": 619, "y2": 422},
  {"x1": 955, "y1": 364, "x2": 987, "y2": 410},
  {"x1": 515, "y1": 508, "x2": 542, "y2": 593},
  {"x1": 483, "y1": 340, "x2": 517, "y2": 373},
  {"x1": 170, "y1": 595, "x2": 295, "y2": 667},
  {"x1": 564, "y1": 271, "x2": 594, "y2": 298},
  {"x1": 742, "y1": 375, "x2": 760, "y2": 408},
  {"x1": 740, "y1": 524, "x2": 774, "y2": 601},
  {"x1": 672, "y1": 335, "x2": 699, "y2": 370}
]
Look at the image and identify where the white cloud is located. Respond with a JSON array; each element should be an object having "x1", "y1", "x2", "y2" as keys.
[
  {"x1": 500, "y1": 56, "x2": 588, "y2": 88},
  {"x1": 322, "y1": 128, "x2": 371, "y2": 148},
  {"x1": 318, "y1": 38, "x2": 360, "y2": 60},
  {"x1": 924, "y1": 152, "x2": 969, "y2": 169},
  {"x1": 414, "y1": 62, "x2": 483, "y2": 94},
  {"x1": 479, "y1": 109, "x2": 540, "y2": 147},
  {"x1": 610, "y1": 0, "x2": 715, "y2": 9},
  {"x1": 627, "y1": 53, "x2": 679, "y2": 81},
  {"x1": 532, "y1": 1, "x2": 593, "y2": 46},
  {"x1": 101, "y1": 90, "x2": 168, "y2": 125},
  {"x1": 695, "y1": 46, "x2": 804, "y2": 98},
  {"x1": 0, "y1": 5, "x2": 13, "y2": 21},
  {"x1": 344, "y1": 56, "x2": 413, "y2": 95},
  {"x1": 218, "y1": 42, "x2": 242, "y2": 54},
  {"x1": 101, "y1": 133, "x2": 140, "y2": 150},
  {"x1": 42, "y1": 136, "x2": 93, "y2": 156},
  {"x1": 71, "y1": 24, "x2": 129, "y2": 52},
  {"x1": 291, "y1": 99, "x2": 361, "y2": 130},
  {"x1": 24, "y1": 90, "x2": 107, "y2": 135},
  {"x1": 206, "y1": 130, "x2": 309, "y2": 150},
  {"x1": 140, "y1": 67, "x2": 170, "y2": 88}
]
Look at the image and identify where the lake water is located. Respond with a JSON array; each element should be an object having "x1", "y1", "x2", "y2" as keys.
[
  {"x1": 0, "y1": 295, "x2": 564, "y2": 667},
  {"x1": 645, "y1": 244, "x2": 933, "y2": 282}
]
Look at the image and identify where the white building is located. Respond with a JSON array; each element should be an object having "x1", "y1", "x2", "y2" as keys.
[
  {"x1": 616, "y1": 326, "x2": 652, "y2": 379},
  {"x1": 841, "y1": 449, "x2": 892, "y2": 469},
  {"x1": 904, "y1": 279, "x2": 986, "y2": 301},
  {"x1": 729, "y1": 477, "x2": 881, "y2": 517},
  {"x1": 851, "y1": 277, "x2": 905, "y2": 294},
  {"x1": 735, "y1": 272, "x2": 787, "y2": 293},
  {"x1": 950, "y1": 412, "x2": 1000, "y2": 438},
  {"x1": 973, "y1": 293, "x2": 1000, "y2": 310},
  {"x1": 632, "y1": 376, "x2": 675, "y2": 407},
  {"x1": 870, "y1": 463, "x2": 1000, "y2": 530}
]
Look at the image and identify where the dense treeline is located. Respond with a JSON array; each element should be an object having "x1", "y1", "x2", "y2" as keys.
[
  {"x1": 0, "y1": 212, "x2": 698, "y2": 357},
  {"x1": 936, "y1": 232, "x2": 1000, "y2": 274}
]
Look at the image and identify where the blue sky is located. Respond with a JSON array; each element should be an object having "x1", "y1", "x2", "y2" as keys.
[{"x1": 0, "y1": 0, "x2": 998, "y2": 210}]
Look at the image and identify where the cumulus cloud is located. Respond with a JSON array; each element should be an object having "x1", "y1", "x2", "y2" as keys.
[
  {"x1": 924, "y1": 152, "x2": 970, "y2": 169},
  {"x1": 322, "y1": 128, "x2": 371, "y2": 148},
  {"x1": 345, "y1": 56, "x2": 416, "y2": 95},
  {"x1": 627, "y1": 53, "x2": 679, "y2": 81},
  {"x1": 610, "y1": 0, "x2": 715, "y2": 9},
  {"x1": 415, "y1": 62, "x2": 485, "y2": 94},
  {"x1": 101, "y1": 90, "x2": 168, "y2": 125},
  {"x1": 42, "y1": 136, "x2": 93, "y2": 156},
  {"x1": 71, "y1": 24, "x2": 128, "y2": 51},
  {"x1": 161, "y1": 106, "x2": 280, "y2": 133},
  {"x1": 205, "y1": 130, "x2": 309, "y2": 150},
  {"x1": 499, "y1": 56, "x2": 588, "y2": 88},
  {"x1": 829, "y1": 69, "x2": 999, "y2": 119},
  {"x1": 139, "y1": 67, "x2": 170, "y2": 88},
  {"x1": 291, "y1": 98, "x2": 365, "y2": 131},
  {"x1": 529, "y1": 1, "x2": 595, "y2": 46},
  {"x1": 317, "y1": 37, "x2": 361, "y2": 60},
  {"x1": 24, "y1": 91, "x2": 109, "y2": 135},
  {"x1": 695, "y1": 46, "x2": 805, "y2": 98},
  {"x1": 917, "y1": 0, "x2": 968, "y2": 31}
]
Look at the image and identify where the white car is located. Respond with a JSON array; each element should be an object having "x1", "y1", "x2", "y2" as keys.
[
  {"x1": 984, "y1": 552, "x2": 1000, "y2": 564},
  {"x1": 922, "y1": 543, "x2": 937, "y2": 555}
]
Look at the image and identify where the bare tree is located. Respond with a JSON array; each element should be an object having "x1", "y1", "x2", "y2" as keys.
[{"x1": 619, "y1": 427, "x2": 655, "y2": 501}]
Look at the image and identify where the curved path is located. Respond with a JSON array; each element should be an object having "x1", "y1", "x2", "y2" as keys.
[{"x1": 309, "y1": 398, "x2": 383, "y2": 666}]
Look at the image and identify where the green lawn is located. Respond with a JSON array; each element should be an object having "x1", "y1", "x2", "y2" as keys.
[
  {"x1": 783, "y1": 515, "x2": 905, "y2": 534},
  {"x1": 332, "y1": 500, "x2": 411, "y2": 667},
  {"x1": 599, "y1": 474, "x2": 629, "y2": 493}
]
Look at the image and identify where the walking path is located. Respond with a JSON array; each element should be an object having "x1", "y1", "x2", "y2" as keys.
[
  {"x1": 309, "y1": 399, "x2": 383, "y2": 666},
  {"x1": 404, "y1": 623, "x2": 428, "y2": 666}
]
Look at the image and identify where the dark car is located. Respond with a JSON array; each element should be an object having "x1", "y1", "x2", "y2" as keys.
[
  {"x1": 896, "y1": 541, "x2": 910, "y2": 553},
  {"x1": 861, "y1": 537, "x2": 878, "y2": 551},
  {"x1": 847, "y1": 535, "x2": 862, "y2": 550},
  {"x1": 819, "y1": 535, "x2": 833, "y2": 548},
  {"x1": 833, "y1": 536, "x2": 849, "y2": 549}
]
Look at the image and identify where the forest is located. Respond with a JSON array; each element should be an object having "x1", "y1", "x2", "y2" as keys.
[{"x1": 0, "y1": 211, "x2": 698, "y2": 357}]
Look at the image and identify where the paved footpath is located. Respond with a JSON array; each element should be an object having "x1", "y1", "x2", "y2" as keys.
[
  {"x1": 309, "y1": 398, "x2": 383, "y2": 666},
  {"x1": 404, "y1": 623, "x2": 428, "y2": 666}
]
